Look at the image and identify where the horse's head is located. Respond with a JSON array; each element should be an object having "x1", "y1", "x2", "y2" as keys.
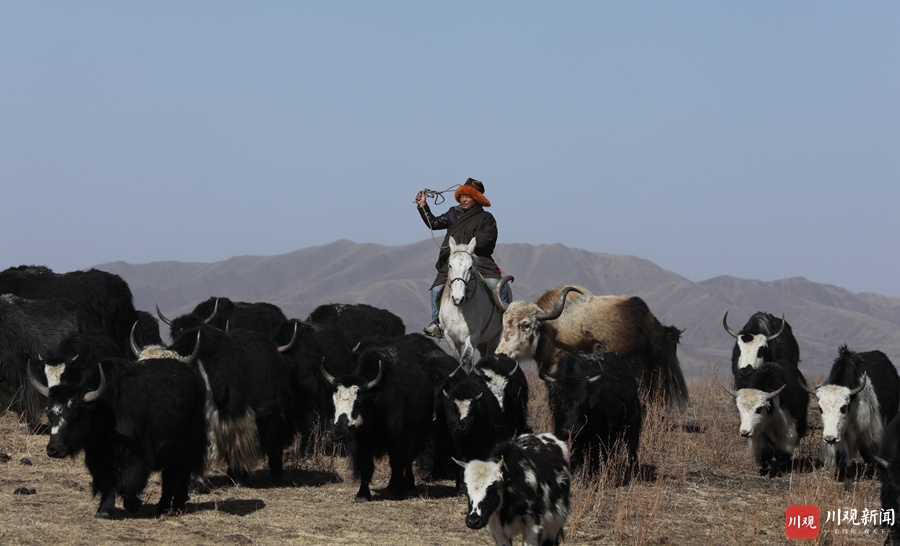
[{"x1": 447, "y1": 236, "x2": 477, "y2": 306}]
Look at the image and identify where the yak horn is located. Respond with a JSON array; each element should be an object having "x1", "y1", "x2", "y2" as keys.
[
  {"x1": 766, "y1": 315, "x2": 786, "y2": 341},
  {"x1": 182, "y1": 330, "x2": 202, "y2": 364},
  {"x1": 320, "y1": 358, "x2": 336, "y2": 386},
  {"x1": 129, "y1": 321, "x2": 142, "y2": 358},
  {"x1": 800, "y1": 381, "x2": 818, "y2": 395},
  {"x1": 764, "y1": 384, "x2": 786, "y2": 400},
  {"x1": 205, "y1": 299, "x2": 219, "y2": 324},
  {"x1": 83, "y1": 365, "x2": 108, "y2": 403},
  {"x1": 718, "y1": 380, "x2": 739, "y2": 398},
  {"x1": 536, "y1": 286, "x2": 583, "y2": 322},
  {"x1": 277, "y1": 322, "x2": 298, "y2": 353},
  {"x1": 156, "y1": 303, "x2": 173, "y2": 326},
  {"x1": 26, "y1": 362, "x2": 50, "y2": 398},
  {"x1": 539, "y1": 372, "x2": 557, "y2": 384},
  {"x1": 722, "y1": 311, "x2": 738, "y2": 339},
  {"x1": 367, "y1": 361, "x2": 383, "y2": 389},
  {"x1": 493, "y1": 275, "x2": 514, "y2": 312},
  {"x1": 849, "y1": 373, "x2": 868, "y2": 396}
]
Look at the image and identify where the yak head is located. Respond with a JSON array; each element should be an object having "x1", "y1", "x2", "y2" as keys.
[
  {"x1": 443, "y1": 376, "x2": 489, "y2": 435},
  {"x1": 495, "y1": 283, "x2": 583, "y2": 362},
  {"x1": 455, "y1": 456, "x2": 504, "y2": 530},
  {"x1": 542, "y1": 371, "x2": 602, "y2": 441},
  {"x1": 322, "y1": 359, "x2": 382, "y2": 442},
  {"x1": 803, "y1": 374, "x2": 868, "y2": 444},
  {"x1": 722, "y1": 382, "x2": 785, "y2": 438},
  {"x1": 28, "y1": 364, "x2": 108, "y2": 458},
  {"x1": 723, "y1": 312, "x2": 786, "y2": 372}
]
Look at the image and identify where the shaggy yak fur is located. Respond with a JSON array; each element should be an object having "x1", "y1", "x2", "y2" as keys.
[{"x1": 495, "y1": 281, "x2": 688, "y2": 409}]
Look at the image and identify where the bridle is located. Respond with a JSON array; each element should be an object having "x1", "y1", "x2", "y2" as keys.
[{"x1": 447, "y1": 249, "x2": 476, "y2": 304}]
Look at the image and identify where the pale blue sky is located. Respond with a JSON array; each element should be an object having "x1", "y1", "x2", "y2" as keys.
[{"x1": 2, "y1": 3, "x2": 898, "y2": 295}]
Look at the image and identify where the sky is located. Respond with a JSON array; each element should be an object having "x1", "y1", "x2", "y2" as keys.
[{"x1": 2, "y1": 3, "x2": 898, "y2": 296}]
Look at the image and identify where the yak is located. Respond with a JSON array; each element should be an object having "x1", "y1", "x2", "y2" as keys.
[
  {"x1": 28, "y1": 358, "x2": 207, "y2": 518},
  {"x1": 542, "y1": 351, "x2": 643, "y2": 479},
  {"x1": 455, "y1": 433, "x2": 571, "y2": 546},
  {"x1": 494, "y1": 279, "x2": 688, "y2": 409},
  {"x1": 876, "y1": 413, "x2": 900, "y2": 543},
  {"x1": 0, "y1": 294, "x2": 83, "y2": 431},
  {"x1": 306, "y1": 302, "x2": 406, "y2": 346},
  {"x1": 472, "y1": 354, "x2": 530, "y2": 439},
  {"x1": 322, "y1": 335, "x2": 448, "y2": 501},
  {"x1": 157, "y1": 297, "x2": 287, "y2": 341},
  {"x1": 134, "y1": 325, "x2": 298, "y2": 486},
  {"x1": 803, "y1": 345, "x2": 899, "y2": 479},
  {"x1": 0, "y1": 265, "x2": 139, "y2": 357},
  {"x1": 723, "y1": 311, "x2": 800, "y2": 389},
  {"x1": 722, "y1": 360, "x2": 810, "y2": 477}
]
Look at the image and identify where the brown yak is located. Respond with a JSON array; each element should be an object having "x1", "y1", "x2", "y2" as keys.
[{"x1": 493, "y1": 278, "x2": 688, "y2": 409}]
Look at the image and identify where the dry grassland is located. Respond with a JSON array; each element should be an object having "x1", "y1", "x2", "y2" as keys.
[{"x1": 0, "y1": 364, "x2": 887, "y2": 545}]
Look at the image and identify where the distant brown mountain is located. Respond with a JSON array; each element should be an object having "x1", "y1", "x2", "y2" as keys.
[{"x1": 95, "y1": 239, "x2": 900, "y2": 380}]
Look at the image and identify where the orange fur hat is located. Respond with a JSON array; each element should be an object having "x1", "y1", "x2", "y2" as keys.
[{"x1": 455, "y1": 178, "x2": 491, "y2": 207}]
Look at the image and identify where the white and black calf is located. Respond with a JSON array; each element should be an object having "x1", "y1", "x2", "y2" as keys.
[
  {"x1": 456, "y1": 433, "x2": 571, "y2": 546},
  {"x1": 722, "y1": 360, "x2": 809, "y2": 477},
  {"x1": 804, "y1": 345, "x2": 899, "y2": 479}
]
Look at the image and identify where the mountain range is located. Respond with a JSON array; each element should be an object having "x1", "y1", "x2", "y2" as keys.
[{"x1": 94, "y1": 239, "x2": 900, "y2": 380}]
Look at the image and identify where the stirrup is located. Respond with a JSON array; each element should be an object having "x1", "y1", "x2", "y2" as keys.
[{"x1": 423, "y1": 321, "x2": 443, "y2": 339}]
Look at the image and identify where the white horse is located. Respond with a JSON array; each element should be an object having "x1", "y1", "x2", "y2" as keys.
[{"x1": 439, "y1": 236, "x2": 509, "y2": 371}]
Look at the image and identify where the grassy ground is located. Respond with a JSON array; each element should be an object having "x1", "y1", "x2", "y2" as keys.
[{"x1": 0, "y1": 364, "x2": 887, "y2": 545}]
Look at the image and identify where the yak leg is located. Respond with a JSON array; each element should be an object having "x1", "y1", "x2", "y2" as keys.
[
  {"x1": 156, "y1": 467, "x2": 177, "y2": 516},
  {"x1": 355, "y1": 456, "x2": 375, "y2": 502},
  {"x1": 267, "y1": 445, "x2": 285, "y2": 484},
  {"x1": 119, "y1": 460, "x2": 151, "y2": 515},
  {"x1": 85, "y1": 451, "x2": 118, "y2": 519},
  {"x1": 93, "y1": 469, "x2": 118, "y2": 519},
  {"x1": 157, "y1": 455, "x2": 194, "y2": 516},
  {"x1": 386, "y1": 445, "x2": 414, "y2": 499},
  {"x1": 96, "y1": 488, "x2": 118, "y2": 519},
  {"x1": 758, "y1": 442, "x2": 776, "y2": 477}
]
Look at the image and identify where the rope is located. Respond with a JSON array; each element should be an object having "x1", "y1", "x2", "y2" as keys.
[
  {"x1": 417, "y1": 184, "x2": 460, "y2": 248},
  {"x1": 419, "y1": 184, "x2": 460, "y2": 206}
]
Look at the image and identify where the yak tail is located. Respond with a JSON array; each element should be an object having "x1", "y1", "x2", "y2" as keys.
[{"x1": 659, "y1": 325, "x2": 689, "y2": 410}]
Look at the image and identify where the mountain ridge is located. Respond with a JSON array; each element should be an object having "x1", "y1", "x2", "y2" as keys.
[{"x1": 93, "y1": 240, "x2": 900, "y2": 380}]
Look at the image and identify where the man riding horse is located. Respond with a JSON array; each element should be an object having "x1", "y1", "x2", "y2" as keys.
[{"x1": 414, "y1": 178, "x2": 510, "y2": 338}]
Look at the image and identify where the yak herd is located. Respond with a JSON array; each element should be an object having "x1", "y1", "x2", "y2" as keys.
[{"x1": 1, "y1": 264, "x2": 898, "y2": 545}]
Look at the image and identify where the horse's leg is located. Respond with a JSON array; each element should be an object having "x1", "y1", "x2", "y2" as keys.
[{"x1": 461, "y1": 338, "x2": 476, "y2": 373}]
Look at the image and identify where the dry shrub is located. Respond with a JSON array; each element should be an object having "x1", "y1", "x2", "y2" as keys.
[{"x1": 284, "y1": 418, "x2": 340, "y2": 475}]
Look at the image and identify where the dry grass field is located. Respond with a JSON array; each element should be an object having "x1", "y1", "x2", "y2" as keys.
[{"x1": 0, "y1": 363, "x2": 888, "y2": 546}]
